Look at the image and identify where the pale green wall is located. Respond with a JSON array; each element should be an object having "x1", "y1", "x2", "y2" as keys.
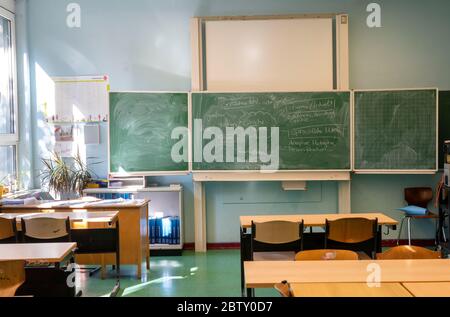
[{"x1": 15, "y1": 0, "x2": 450, "y2": 243}]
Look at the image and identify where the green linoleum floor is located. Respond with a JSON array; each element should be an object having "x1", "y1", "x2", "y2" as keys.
[{"x1": 80, "y1": 250, "x2": 278, "y2": 297}]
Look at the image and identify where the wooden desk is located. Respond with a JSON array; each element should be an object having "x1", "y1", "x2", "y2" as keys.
[
  {"x1": 1, "y1": 211, "x2": 121, "y2": 278},
  {"x1": 402, "y1": 282, "x2": 450, "y2": 297},
  {"x1": 0, "y1": 242, "x2": 76, "y2": 263},
  {"x1": 0, "y1": 211, "x2": 119, "y2": 230},
  {"x1": 0, "y1": 242, "x2": 78, "y2": 297},
  {"x1": 291, "y1": 282, "x2": 412, "y2": 297},
  {"x1": 1, "y1": 199, "x2": 149, "y2": 278},
  {"x1": 240, "y1": 213, "x2": 398, "y2": 228},
  {"x1": 239, "y1": 212, "x2": 398, "y2": 296},
  {"x1": 245, "y1": 259, "x2": 450, "y2": 290}
]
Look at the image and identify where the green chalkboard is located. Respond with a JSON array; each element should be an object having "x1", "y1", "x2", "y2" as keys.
[
  {"x1": 191, "y1": 92, "x2": 351, "y2": 171},
  {"x1": 354, "y1": 89, "x2": 437, "y2": 171},
  {"x1": 109, "y1": 92, "x2": 188, "y2": 173},
  {"x1": 439, "y1": 91, "x2": 450, "y2": 168}
]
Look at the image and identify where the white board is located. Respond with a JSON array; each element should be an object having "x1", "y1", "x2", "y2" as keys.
[{"x1": 204, "y1": 18, "x2": 334, "y2": 91}]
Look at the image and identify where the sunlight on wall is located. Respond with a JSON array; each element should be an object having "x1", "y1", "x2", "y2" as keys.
[{"x1": 35, "y1": 62, "x2": 55, "y2": 160}]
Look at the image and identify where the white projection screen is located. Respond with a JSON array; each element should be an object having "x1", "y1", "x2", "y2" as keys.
[{"x1": 204, "y1": 18, "x2": 334, "y2": 91}]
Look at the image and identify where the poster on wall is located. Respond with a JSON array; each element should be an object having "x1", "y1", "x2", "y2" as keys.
[
  {"x1": 54, "y1": 141, "x2": 73, "y2": 157},
  {"x1": 54, "y1": 125, "x2": 74, "y2": 142},
  {"x1": 43, "y1": 75, "x2": 110, "y2": 123}
]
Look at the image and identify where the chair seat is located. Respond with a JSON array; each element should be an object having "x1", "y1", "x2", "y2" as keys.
[
  {"x1": 405, "y1": 211, "x2": 438, "y2": 219},
  {"x1": 253, "y1": 251, "x2": 296, "y2": 261}
]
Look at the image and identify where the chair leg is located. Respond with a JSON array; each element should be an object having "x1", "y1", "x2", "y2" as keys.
[
  {"x1": 407, "y1": 217, "x2": 412, "y2": 245},
  {"x1": 397, "y1": 217, "x2": 406, "y2": 245}
]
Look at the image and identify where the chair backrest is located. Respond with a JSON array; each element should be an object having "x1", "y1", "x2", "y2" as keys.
[
  {"x1": 0, "y1": 260, "x2": 26, "y2": 297},
  {"x1": 404, "y1": 187, "x2": 433, "y2": 208},
  {"x1": 0, "y1": 217, "x2": 17, "y2": 242},
  {"x1": 21, "y1": 217, "x2": 71, "y2": 241},
  {"x1": 325, "y1": 217, "x2": 378, "y2": 243},
  {"x1": 295, "y1": 249, "x2": 359, "y2": 261},
  {"x1": 274, "y1": 280, "x2": 292, "y2": 297},
  {"x1": 376, "y1": 245, "x2": 441, "y2": 260},
  {"x1": 252, "y1": 220, "x2": 303, "y2": 244}
]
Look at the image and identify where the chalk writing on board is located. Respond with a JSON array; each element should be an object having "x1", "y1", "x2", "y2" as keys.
[{"x1": 192, "y1": 92, "x2": 351, "y2": 170}]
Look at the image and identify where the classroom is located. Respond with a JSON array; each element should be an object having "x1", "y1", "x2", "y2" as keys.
[{"x1": 1, "y1": 0, "x2": 450, "y2": 303}]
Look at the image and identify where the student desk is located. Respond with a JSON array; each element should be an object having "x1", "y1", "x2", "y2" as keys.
[
  {"x1": 0, "y1": 211, "x2": 120, "y2": 278},
  {"x1": 244, "y1": 259, "x2": 450, "y2": 297},
  {"x1": 0, "y1": 199, "x2": 149, "y2": 278},
  {"x1": 239, "y1": 213, "x2": 398, "y2": 296},
  {"x1": 0, "y1": 242, "x2": 77, "y2": 297},
  {"x1": 291, "y1": 283, "x2": 412, "y2": 297},
  {"x1": 402, "y1": 282, "x2": 450, "y2": 297},
  {"x1": 0, "y1": 242, "x2": 76, "y2": 262}
]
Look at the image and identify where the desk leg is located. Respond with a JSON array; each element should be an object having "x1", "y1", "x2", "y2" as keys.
[
  {"x1": 137, "y1": 263, "x2": 142, "y2": 279},
  {"x1": 116, "y1": 221, "x2": 121, "y2": 277},
  {"x1": 240, "y1": 227, "x2": 245, "y2": 297},
  {"x1": 101, "y1": 256, "x2": 106, "y2": 279},
  {"x1": 240, "y1": 227, "x2": 252, "y2": 297},
  {"x1": 146, "y1": 247, "x2": 150, "y2": 271},
  {"x1": 376, "y1": 225, "x2": 382, "y2": 254}
]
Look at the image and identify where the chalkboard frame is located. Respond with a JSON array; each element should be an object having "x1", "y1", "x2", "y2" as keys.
[
  {"x1": 108, "y1": 91, "x2": 191, "y2": 176},
  {"x1": 190, "y1": 90, "x2": 353, "y2": 173},
  {"x1": 352, "y1": 88, "x2": 438, "y2": 174}
]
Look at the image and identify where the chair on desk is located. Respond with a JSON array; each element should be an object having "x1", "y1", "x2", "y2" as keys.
[
  {"x1": 295, "y1": 249, "x2": 359, "y2": 261},
  {"x1": 376, "y1": 245, "x2": 441, "y2": 260},
  {"x1": 0, "y1": 260, "x2": 26, "y2": 297},
  {"x1": 397, "y1": 187, "x2": 441, "y2": 246},
  {"x1": 21, "y1": 217, "x2": 71, "y2": 243},
  {"x1": 0, "y1": 217, "x2": 18, "y2": 243},
  {"x1": 251, "y1": 220, "x2": 304, "y2": 261},
  {"x1": 325, "y1": 218, "x2": 378, "y2": 259}
]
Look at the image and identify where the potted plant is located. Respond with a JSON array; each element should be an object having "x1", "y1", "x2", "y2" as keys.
[
  {"x1": 71, "y1": 152, "x2": 95, "y2": 196},
  {"x1": 0, "y1": 175, "x2": 7, "y2": 198},
  {"x1": 41, "y1": 151, "x2": 96, "y2": 200}
]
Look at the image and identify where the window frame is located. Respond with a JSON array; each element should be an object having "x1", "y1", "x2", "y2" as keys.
[{"x1": 0, "y1": 6, "x2": 18, "y2": 181}]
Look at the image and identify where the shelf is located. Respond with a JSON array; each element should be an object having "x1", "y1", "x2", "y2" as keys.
[
  {"x1": 150, "y1": 244, "x2": 182, "y2": 250},
  {"x1": 46, "y1": 121, "x2": 106, "y2": 124},
  {"x1": 83, "y1": 185, "x2": 183, "y2": 193}
]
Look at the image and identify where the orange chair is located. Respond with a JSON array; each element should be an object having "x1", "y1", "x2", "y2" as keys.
[
  {"x1": 0, "y1": 217, "x2": 18, "y2": 243},
  {"x1": 376, "y1": 245, "x2": 441, "y2": 260},
  {"x1": 0, "y1": 260, "x2": 26, "y2": 297},
  {"x1": 295, "y1": 249, "x2": 359, "y2": 261},
  {"x1": 325, "y1": 218, "x2": 378, "y2": 259},
  {"x1": 251, "y1": 220, "x2": 304, "y2": 261}
]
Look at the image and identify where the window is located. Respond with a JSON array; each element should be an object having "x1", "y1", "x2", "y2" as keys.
[{"x1": 0, "y1": 7, "x2": 17, "y2": 183}]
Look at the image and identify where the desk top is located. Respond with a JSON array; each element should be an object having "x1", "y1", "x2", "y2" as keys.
[
  {"x1": 402, "y1": 282, "x2": 450, "y2": 297},
  {"x1": 240, "y1": 213, "x2": 398, "y2": 228},
  {"x1": 0, "y1": 242, "x2": 77, "y2": 263},
  {"x1": 291, "y1": 283, "x2": 412, "y2": 297},
  {"x1": 244, "y1": 259, "x2": 450, "y2": 288},
  {"x1": 0, "y1": 198, "x2": 148, "y2": 210},
  {"x1": 0, "y1": 211, "x2": 119, "y2": 223}
]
